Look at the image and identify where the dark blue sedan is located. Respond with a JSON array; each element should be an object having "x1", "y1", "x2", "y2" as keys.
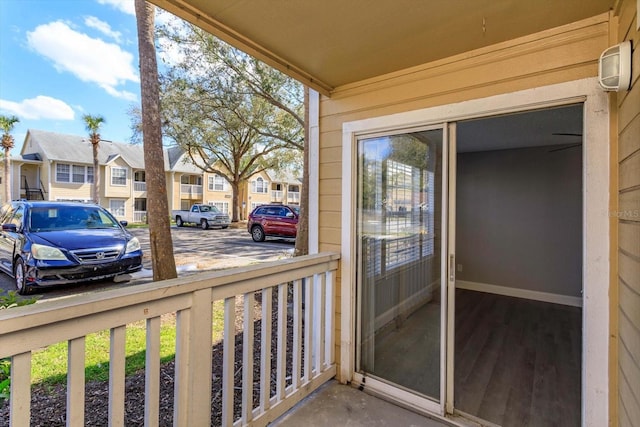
[{"x1": 0, "y1": 201, "x2": 143, "y2": 294}]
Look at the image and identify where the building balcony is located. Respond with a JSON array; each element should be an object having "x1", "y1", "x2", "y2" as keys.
[
  {"x1": 133, "y1": 210, "x2": 147, "y2": 223},
  {"x1": 271, "y1": 190, "x2": 284, "y2": 202},
  {"x1": 287, "y1": 192, "x2": 300, "y2": 204},
  {"x1": 134, "y1": 181, "x2": 147, "y2": 192},
  {"x1": 180, "y1": 184, "x2": 203, "y2": 198},
  {"x1": 0, "y1": 253, "x2": 342, "y2": 426}
]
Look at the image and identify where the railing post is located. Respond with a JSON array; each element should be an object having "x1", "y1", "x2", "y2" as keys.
[{"x1": 177, "y1": 288, "x2": 213, "y2": 426}]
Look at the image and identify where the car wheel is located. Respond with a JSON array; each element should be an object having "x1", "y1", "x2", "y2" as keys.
[
  {"x1": 201, "y1": 219, "x2": 209, "y2": 230},
  {"x1": 251, "y1": 225, "x2": 266, "y2": 242},
  {"x1": 14, "y1": 258, "x2": 32, "y2": 295},
  {"x1": 221, "y1": 226, "x2": 229, "y2": 229},
  {"x1": 175, "y1": 216, "x2": 184, "y2": 227}
]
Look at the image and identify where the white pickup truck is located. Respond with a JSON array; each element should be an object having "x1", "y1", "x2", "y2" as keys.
[{"x1": 172, "y1": 204, "x2": 230, "y2": 230}]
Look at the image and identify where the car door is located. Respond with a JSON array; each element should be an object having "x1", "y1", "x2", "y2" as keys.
[
  {"x1": 279, "y1": 207, "x2": 298, "y2": 237},
  {"x1": 0, "y1": 205, "x2": 23, "y2": 274}
]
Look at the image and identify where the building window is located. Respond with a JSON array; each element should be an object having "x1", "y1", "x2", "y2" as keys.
[
  {"x1": 111, "y1": 167, "x2": 127, "y2": 186},
  {"x1": 109, "y1": 199, "x2": 126, "y2": 217},
  {"x1": 208, "y1": 174, "x2": 227, "y2": 191},
  {"x1": 57, "y1": 163, "x2": 93, "y2": 184},
  {"x1": 56, "y1": 164, "x2": 70, "y2": 182},
  {"x1": 72, "y1": 165, "x2": 86, "y2": 183},
  {"x1": 208, "y1": 201, "x2": 229, "y2": 214},
  {"x1": 252, "y1": 177, "x2": 268, "y2": 193}
]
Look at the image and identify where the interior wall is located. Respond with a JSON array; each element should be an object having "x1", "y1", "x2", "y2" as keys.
[
  {"x1": 615, "y1": 0, "x2": 640, "y2": 425},
  {"x1": 455, "y1": 145, "x2": 583, "y2": 298}
]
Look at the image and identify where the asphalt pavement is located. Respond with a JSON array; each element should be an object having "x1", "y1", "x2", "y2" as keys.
[{"x1": 0, "y1": 224, "x2": 295, "y2": 301}]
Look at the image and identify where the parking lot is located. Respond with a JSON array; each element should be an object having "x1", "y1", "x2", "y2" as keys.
[{"x1": 0, "y1": 224, "x2": 295, "y2": 301}]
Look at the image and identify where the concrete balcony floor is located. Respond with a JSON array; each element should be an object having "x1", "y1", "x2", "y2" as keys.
[{"x1": 272, "y1": 380, "x2": 453, "y2": 427}]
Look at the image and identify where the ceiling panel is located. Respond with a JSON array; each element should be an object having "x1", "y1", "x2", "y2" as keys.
[{"x1": 151, "y1": 0, "x2": 613, "y2": 94}]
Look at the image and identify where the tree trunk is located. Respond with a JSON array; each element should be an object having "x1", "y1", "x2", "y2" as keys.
[
  {"x1": 294, "y1": 86, "x2": 309, "y2": 257},
  {"x1": 92, "y1": 143, "x2": 100, "y2": 204},
  {"x1": 135, "y1": 0, "x2": 177, "y2": 281},
  {"x1": 4, "y1": 148, "x2": 10, "y2": 203},
  {"x1": 231, "y1": 181, "x2": 240, "y2": 222}
]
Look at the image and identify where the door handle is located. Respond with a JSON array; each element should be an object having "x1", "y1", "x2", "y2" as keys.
[{"x1": 449, "y1": 254, "x2": 455, "y2": 282}]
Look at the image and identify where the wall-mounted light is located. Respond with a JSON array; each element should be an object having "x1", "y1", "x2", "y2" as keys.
[{"x1": 598, "y1": 41, "x2": 632, "y2": 92}]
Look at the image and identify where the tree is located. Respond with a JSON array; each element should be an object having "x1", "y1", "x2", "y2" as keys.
[
  {"x1": 156, "y1": 20, "x2": 304, "y2": 223},
  {"x1": 0, "y1": 115, "x2": 19, "y2": 203},
  {"x1": 135, "y1": 0, "x2": 177, "y2": 281},
  {"x1": 82, "y1": 114, "x2": 105, "y2": 204}
]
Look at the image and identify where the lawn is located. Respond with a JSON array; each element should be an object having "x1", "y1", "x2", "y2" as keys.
[{"x1": 29, "y1": 300, "x2": 226, "y2": 387}]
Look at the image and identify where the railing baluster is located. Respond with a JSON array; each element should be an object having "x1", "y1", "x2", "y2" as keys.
[
  {"x1": 173, "y1": 308, "x2": 190, "y2": 426},
  {"x1": 276, "y1": 283, "x2": 287, "y2": 402},
  {"x1": 241, "y1": 292, "x2": 255, "y2": 424},
  {"x1": 292, "y1": 279, "x2": 302, "y2": 390},
  {"x1": 259, "y1": 287, "x2": 272, "y2": 413},
  {"x1": 304, "y1": 276, "x2": 313, "y2": 383},
  {"x1": 145, "y1": 317, "x2": 161, "y2": 427},
  {"x1": 67, "y1": 337, "x2": 85, "y2": 426},
  {"x1": 326, "y1": 270, "x2": 336, "y2": 366},
  {"x1": 109, "y1": 326, "x2": 126, "y2": 427},
  {"x1": 222, "y1": 296, "x2": 236, "y2": 427},
  {"x1": 10, "y1": 352, "x2": 31, "y2": 427},
  {"x1": 314, "y1": 273, "x2": 325, "y2": 374}
]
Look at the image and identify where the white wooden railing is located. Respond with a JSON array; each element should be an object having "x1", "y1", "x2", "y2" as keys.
[
  {"x1": 180, "y1": 184, "x2": 203, "y2": 196},
  {"x1": 271, "y1": 190, "x2": 284, "y2": 202},
  {"x1": 134, "y1": 181, "x2": 147, "y2": 192},
  {"x1": 287, "y1": 192, "x2": 300, "y2": 204},
  {"x1": 133, "y1": 211, "x2": 147, "y2": 223},
  {"x1": 0, "y1": 252, "x2": 340, "y2": 426}
]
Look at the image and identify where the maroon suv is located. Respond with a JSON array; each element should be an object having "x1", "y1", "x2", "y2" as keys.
[{"x1": 247, "y1": 204, "x2": 299, "y2": 242}]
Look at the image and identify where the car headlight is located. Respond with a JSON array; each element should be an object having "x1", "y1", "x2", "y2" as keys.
[
  {"x1": 125, "y1": 237, "x2": 141, "y2": 254},
  {"x1": 31, "y1": 243, "x2": 67, "y2": 260}
]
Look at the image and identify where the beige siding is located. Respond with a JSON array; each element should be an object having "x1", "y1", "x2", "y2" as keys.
[
  {"x1": 318, "y1": 14, "x2": 612, "y2": 378},
  {"x1": 616, "y1": 1, "x2": 640, "y2": 426},
  {"x1": 104, "y1": 159, "x2": 132, "y2": 198}
]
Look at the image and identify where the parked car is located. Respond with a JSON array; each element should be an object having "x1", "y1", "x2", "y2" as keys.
[
  {"x1": 172, "y1": 204, "x2": 230, "y2": 230},
  {"x1": 247, "y1": 204, "x2": 299, "y2": 242},
  {"x1": 0, "y1": 201, "x2": 143, "y2": 295}
]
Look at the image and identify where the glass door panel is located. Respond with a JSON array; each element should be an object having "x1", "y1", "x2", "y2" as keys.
[{"x1": 356, "y1": 128, "x2": 444, "y2": 402}]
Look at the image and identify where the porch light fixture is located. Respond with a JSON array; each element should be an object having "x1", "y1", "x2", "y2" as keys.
[{"x1": 598, "y1": 41, "x2": 632, "y2": 92}]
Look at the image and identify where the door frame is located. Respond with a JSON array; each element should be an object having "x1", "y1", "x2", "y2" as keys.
[{"x1": 340, "y1": 77, "x2": 609, "y2": 425}]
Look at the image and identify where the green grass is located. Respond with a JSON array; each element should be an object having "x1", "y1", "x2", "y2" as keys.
[{"x1": 28, "y1": 300, "x2": 227, "y2": 388}]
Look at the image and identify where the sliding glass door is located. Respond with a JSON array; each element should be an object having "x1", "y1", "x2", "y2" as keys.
[{"x1": 355, "y1": 127, "x2": 446, "y2": 410}]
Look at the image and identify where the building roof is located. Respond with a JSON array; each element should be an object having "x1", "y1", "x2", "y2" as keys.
[{"x1": 21, "y1": 129, "x2": 202, "y2": 174}]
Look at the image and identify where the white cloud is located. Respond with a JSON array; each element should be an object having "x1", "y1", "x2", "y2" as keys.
[
  {"x1": 0, "y1": 96, "x2": 75, "y2": 120},
  {"x1": 27, "y1": 21, "x2": 139, "y2": 101},
  {"x1": 97, "y1": 0, "x2": 135, "y2": 16},
  {"x1": 85, "y1": 16, "x2": 122, "y2": 43}
]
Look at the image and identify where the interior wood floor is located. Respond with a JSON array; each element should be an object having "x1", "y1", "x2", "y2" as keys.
[{"x1": 454, "y1": 289, "x2": 582, "y2": 427}]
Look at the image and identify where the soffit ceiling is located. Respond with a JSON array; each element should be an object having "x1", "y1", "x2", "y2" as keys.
[{"x1": 150, "y1": 0, "x2": 614, "y2": 95}]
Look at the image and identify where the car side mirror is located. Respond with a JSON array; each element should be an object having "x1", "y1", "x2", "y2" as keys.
[
  {"x1": 120, "y1": 220, "x2": 129, "y2": 227},
  {"x1": 286, "y1": 212, "x2": 294, "y2": 218},
  {"x1": 2, "y1": 223, "x2": 18, "y2": 232}
]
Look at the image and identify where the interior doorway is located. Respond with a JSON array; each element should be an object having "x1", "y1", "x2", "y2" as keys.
[{"x1": 453, "y1": 105, "x2": 583, "y2": 425}]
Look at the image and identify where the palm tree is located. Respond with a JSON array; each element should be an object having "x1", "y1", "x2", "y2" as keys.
[
  {"x1": 82, "y1": 114, "x2": 105, "y2": 204},
  {"x1": 0, "y1": 115, "x2": 20, "y2": 203}
]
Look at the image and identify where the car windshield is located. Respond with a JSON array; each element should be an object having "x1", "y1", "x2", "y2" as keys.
[{"x1": 29, "y1": 206, "x2": 120, "y2": 232}]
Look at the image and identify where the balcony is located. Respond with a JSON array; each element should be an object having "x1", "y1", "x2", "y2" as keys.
[
  {"x1": 271, "y1": 190, "x2": 284, "y2": 202},
  {"x1": 287, "y1": 192, "x2": 300, "y2": 204},
  {"x1": 133, "y1": 210, "x2": 147, "y2": 223},
  {"x1": 134, "y1": 181, "x2": 147, "y2": 192},
  {"x1": 180, "y1": 184, "x2": 203, "y2": 198},
  {"x1": 0, "y1": 253, "x2": 340, "y2": 426}
]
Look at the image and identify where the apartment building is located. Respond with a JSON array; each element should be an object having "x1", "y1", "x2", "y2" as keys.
[{"x1": 8, "y1": 129, "x2": 302, "y2": 222}]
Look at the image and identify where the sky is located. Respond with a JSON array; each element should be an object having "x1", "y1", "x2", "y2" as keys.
[{"x1": 0, "y1": 0, "x2": 142, "y2": 156}]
